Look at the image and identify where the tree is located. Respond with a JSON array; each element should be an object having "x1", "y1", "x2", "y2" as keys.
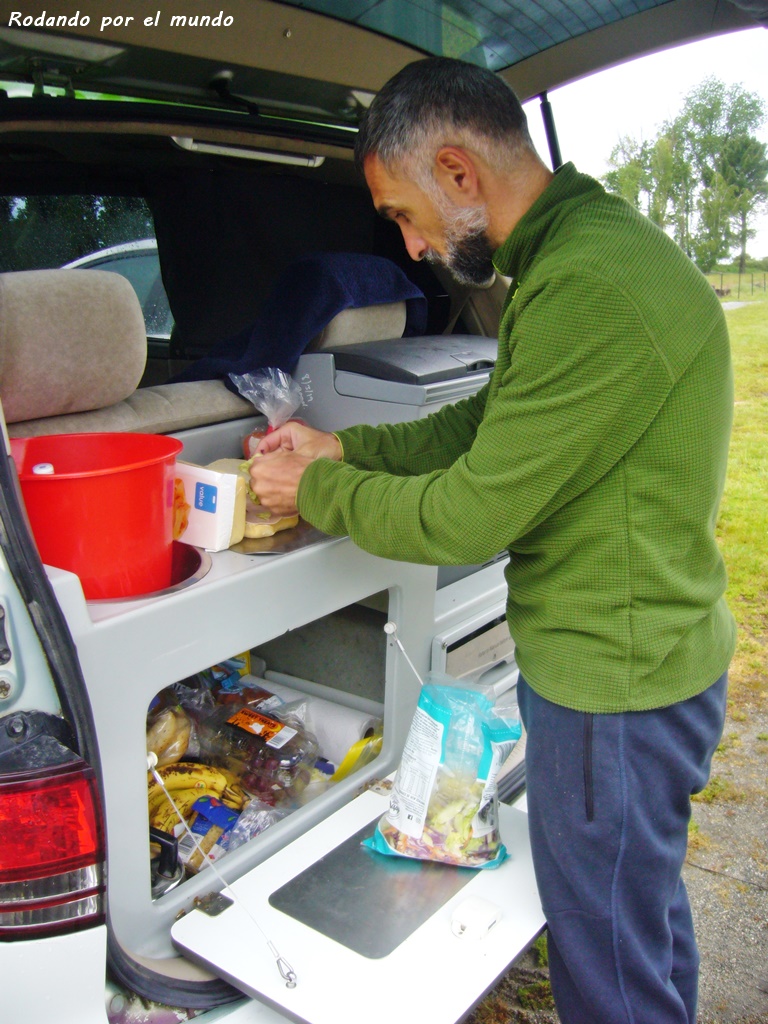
[
  {"x1": 603, "y1": 76, "x2": 768, "y2": 269},
  {"x1": 0, "y1": 194, "x2": 154, "y2": 271},
  {"x1": 605, "y1": 134, "x2": 678, "y2": 231},
  {"x1": 718, "y1": 134, "x2": 768, "y2": 271},
  {"x1": 646, "y1": 135, "x2": 678, "y2": 231},
  {"x1": 604, "y1": 136, "x2": 647, "y2": 210},
  {"x1": 672, "y1": 77, "x2": 766, "y2": 269},
  {"x1": 690, "y1": 170, "x2": 738, "y2": 271}
]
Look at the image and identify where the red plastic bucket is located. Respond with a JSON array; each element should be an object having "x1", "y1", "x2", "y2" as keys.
[{"x1": 11, "y1": 433, "x2": 184, "y2": 600}]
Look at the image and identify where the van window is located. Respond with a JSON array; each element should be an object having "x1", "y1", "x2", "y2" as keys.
[{"x1": 0, "y1": 194, "x2": 172, "y2": 339}]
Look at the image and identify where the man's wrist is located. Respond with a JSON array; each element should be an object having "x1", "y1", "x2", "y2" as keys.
[{"x1": 331, "y1": 432, "x2": 345, "y2": 461}]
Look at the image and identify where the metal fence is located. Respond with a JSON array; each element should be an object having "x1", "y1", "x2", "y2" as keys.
[{"x1": 707, "y1": 273, "x2": 768, "y2": 299}]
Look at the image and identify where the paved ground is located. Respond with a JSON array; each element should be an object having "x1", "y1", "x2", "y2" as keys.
[{"x1": 464, "y1": 696, "x2": 768, "y2": 1024}]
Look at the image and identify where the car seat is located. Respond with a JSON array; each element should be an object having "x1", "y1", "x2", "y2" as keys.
[
  {"x1": 0, "y1": 269, "x2": 254, "y2": 437},
  {"x1": 0, "y1": 269, "x2": 415, "y2": 439},
  {"x1": 306, "y1": 301, "x2": 406, "y2": 351}
]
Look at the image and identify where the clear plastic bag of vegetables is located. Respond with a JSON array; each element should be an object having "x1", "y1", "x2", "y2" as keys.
[{"x1": 364, "y1": 674, "x2": 521, "y2": 869}]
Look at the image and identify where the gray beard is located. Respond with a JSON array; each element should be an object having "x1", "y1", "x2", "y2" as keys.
[
  {"x1": 436, "y1": 228, "x2": 496, "y2": 287},
  {"x1": 425, "y1": 201, "x2": 495, "y2": 287}
]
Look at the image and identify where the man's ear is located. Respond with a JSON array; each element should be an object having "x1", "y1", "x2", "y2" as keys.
[{"x1": 433, "y1": 146, "x2": 481, "y2": 203}]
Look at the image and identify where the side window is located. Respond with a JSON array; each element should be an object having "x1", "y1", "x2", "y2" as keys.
[{"x1": 0, "y1": 195, "x2": 173, "y2": 340}]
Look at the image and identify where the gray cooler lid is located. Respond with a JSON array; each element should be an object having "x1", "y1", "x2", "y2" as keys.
[{"x1": 325, "y1": 335, "x2": 497, "y2": 385}]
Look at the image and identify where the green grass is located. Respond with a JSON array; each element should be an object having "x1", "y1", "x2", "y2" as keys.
[
  {"x1": 716, "y1": 731, "x2": 741, "y2": 753},
  {"x1": 517, "y1": 981, "x2": 555, "y2": 1010},
  {"x1": 692, "y1": 775, "x2": 745, "y2": 804},
  {"x1": 718, "y1": 295, "x2": 768, "y2": 708}
]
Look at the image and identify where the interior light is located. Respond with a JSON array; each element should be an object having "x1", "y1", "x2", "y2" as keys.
[{"x1": 171, "y1": 136, "x2": 325, "y2": 168}]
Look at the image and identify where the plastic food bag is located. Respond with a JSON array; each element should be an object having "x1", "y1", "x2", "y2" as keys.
[
  {"x1": 227, "y1": 798, "x2": 289, "y2": 853},
  {"x1": 365, "y1": 674, "x2": 521, "y2": 869},
  {"x1": 206, "y1": 670, "x2": 287, "y2": 710},
  {"x1": 146, "y1": 705, "x2": 192, "y2": 767},
  {"x1": 147, "y1": 679, "x2": 218, "y2": 762},
  {"x1": 229, "y1": 368, "x2": 305, "y2": 458}
]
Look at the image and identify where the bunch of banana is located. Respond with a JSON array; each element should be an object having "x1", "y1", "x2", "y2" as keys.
[
  {"x1": 146, "y1": 705, "x2": 192, "y2": 767},
  {"x1": 147, "y1": 762, "x2": 229, "y2": 833},
  {"x1": 218, "y1": 767, "x2": 248, "y2": 812}
]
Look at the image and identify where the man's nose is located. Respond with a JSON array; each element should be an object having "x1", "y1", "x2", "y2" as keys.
[{"x1": 400, "y1": 223, "x2": 429, "y2": 262}]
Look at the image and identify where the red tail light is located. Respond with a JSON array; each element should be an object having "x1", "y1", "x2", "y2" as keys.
[{"x1": 0, "y1": 759, "x2": 105, "y2": 939}]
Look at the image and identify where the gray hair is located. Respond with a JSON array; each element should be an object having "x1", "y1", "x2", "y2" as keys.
[{"x1": 354, "y1": 57, "x2": 535, "y2": 186}]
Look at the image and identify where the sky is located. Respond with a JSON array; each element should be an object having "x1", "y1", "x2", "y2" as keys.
[{"x1": 522, "y1": 26, "x2": 768, "y2": 260}]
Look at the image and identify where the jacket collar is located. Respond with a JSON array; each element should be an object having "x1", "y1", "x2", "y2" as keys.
[{"x1": 492, "y1": 162, "x2": 604, "y2": 288}]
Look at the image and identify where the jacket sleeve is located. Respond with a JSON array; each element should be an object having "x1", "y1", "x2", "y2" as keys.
[
  {"x1": 297, "y1": 270, "x2": 678, "y2": 565},
  {"x1": 332, "y1": 383, "x2": 488, "y2": 475}
]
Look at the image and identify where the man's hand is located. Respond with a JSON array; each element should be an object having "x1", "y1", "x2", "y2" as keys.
[
  {"x1": 248, "y1": 450, "x2": 311, "y2": 517},
  {"x1": 249, "y1": 424, "x2": 342, "y2": 515},
  {"x1": 256, "y1": 422, "x2": 342, "y2": 461}
]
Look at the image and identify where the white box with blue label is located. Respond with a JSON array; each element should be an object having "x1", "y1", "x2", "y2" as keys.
[{"x1": 174, "y1": 461, "x2": 245, "y2": 552}]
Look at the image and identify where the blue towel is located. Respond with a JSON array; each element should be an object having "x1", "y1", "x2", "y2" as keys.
[{"x1": 170, "y1": 252, "x2": 428, "y2": 385}]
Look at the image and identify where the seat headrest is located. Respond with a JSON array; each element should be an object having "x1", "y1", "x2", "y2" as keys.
[
  {"x1": 307, "y1": 300, "x2": 407, "y2": 352},
  {"x1": 0, "y1": 269, "x2": 147, "y2": 424}
]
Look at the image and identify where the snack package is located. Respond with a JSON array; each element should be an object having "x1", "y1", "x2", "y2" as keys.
[
  {"x1": 365, "y1": 674, "x2": 521, "y2": 869},
  {"x1": 200, "y1": 653, "x2": 252, "y2": 696},
  {"x1": 177, "y1": 795, "x2": 240, "y2": 874},
  {"x1": 229, "y1": 368, "x2": 305, "y2": 458}
]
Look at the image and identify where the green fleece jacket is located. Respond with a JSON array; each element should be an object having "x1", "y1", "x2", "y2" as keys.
[{"x1": 298, "y1": 163, "x2": 736, "y2": 712}]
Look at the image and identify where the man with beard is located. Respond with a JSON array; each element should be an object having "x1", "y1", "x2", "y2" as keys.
[{"x1": 249, "y1": 57, "x2": 735, "y2": 1024}]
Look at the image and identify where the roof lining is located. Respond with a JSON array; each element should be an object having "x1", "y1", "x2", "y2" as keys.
[{"x1": 501, "y1": 0, "x2": 760, "y2": 100}]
